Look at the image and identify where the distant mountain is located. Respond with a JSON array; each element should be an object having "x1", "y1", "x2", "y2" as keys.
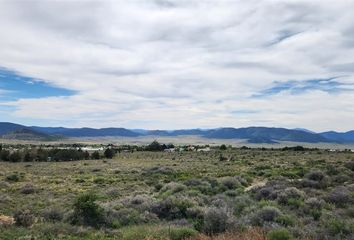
[
  {"x1": 320, "y1": 131, "x2": 354, "y2": 143},
  {"x1": 203, "y1": 127, "x2": 330, "y2": 143},
  {"x1": 294, "y1": 128, "x2": 317, "y2": 134},
  {"x1": 32, "y1": 127, "x2": 141, "y2": 137},
  {"x1": 0, "y1": 122, "x2": 27, "y2": 135},
  {"x1": 1, "y1": 127, "x2": 53, "y2": 141},
  {"x1": 1, "y1": 122, "x2": 353, "y2": 143}
]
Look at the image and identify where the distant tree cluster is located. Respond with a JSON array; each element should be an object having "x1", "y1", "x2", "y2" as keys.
[
  {"x1": 145, "y1": 140, "x2": 174, "y2": 151},
  {"x1": 0, "y1": 145, "x2": 113, "y2": 162}
]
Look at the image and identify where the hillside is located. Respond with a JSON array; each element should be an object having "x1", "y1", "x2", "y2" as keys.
[{"x1": 1, "y1": 122, "x2": 354, "y2": 143}]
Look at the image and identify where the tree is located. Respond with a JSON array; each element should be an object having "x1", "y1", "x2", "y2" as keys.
[
  {"x1": 104, "y1": 148, "x2": 114, "y2": 159},
  {"x1": 9, "y1": 151, "x2": 22, "y2": 162},
  {"x1": 0, "y1": 150, "x2": 10, "y2": 161},
  {"x1": 24, "y1": 152, "x2": 33, "y2": 162},
  {"x1": 91, "y1": 151, "x2": 100, "y2": 160},
  {"x1": 220, "y1": 144, "x2": 227, "y2": 150},
  {"x1": 146, "y1": 140, "x2": 165, "y2": 151}
]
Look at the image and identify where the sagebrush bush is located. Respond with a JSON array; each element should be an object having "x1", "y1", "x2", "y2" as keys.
[
  {"x1": 277, "y1": 187, "x2": 304, "y2": 205},
  {"x1": 252, "y1": 206, "x2": 282, "y2": 226},
  {"x1": 71, "y1": 192, "x2": 104, "y2": 227},
  {"x1": 203, "y1": 207, "x2": 235, "y2": 235},
  {"x1": 267, "y1": 228, "x2": 293, "y2": 240},
  {"x1": 345, "y1": 161, "x2": 354, "y2": 171},
  {"x1": 151, "y1": 196, "x2": 194, "y2": 220},
  {"x1": 325, "y1": 186, "x2": 353, "y2": 207},
  {"x1": 161, "y1": 182, "x2": 187, "y2": 194},
  {"x1": 14, "y1": 209, "x2": 35, "y2": 227},
  {"x1": 41, "y1": 208, "x2": 64, "y2": 222},
  {"x1": 20, "y1": 183, "x2": 35, "y2": 194}
]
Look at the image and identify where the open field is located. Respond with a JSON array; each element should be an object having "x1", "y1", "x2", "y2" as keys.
[
  {"x1": 1, "y1": 136, "x2": 354, "y2": 150},
  {"x1": 1, "y1": 147, "x2": 354, "y2": 239}
]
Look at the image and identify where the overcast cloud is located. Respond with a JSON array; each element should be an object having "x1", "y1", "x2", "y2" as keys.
[{"x1": 0, "y1": 0, "x2": 353, "y2": 131}]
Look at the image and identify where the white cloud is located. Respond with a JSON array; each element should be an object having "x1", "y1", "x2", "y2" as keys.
[{"x1": 0, "y1": 0, "x2": 353, "y2": 131}]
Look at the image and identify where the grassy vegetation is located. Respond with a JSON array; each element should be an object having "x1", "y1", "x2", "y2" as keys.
[{"x1": 1, "y1": 146, "x2": 354, "y2": 239}]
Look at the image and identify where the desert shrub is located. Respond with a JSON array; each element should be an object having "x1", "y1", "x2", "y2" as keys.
[
  {"x1": 41, "y1": 208, "x2": 64, "y2": 222},
  {"x1": 325, "y1": 218, "x2": 352, "y2": 236},
  {"x1": 161, "y1": 182, "x2": 187, "y2": 194},
  {"x1": 301, "y1": 170, "x2": 328, "y2": 189},
  {"x1": 123, "y1": 194, "x2": 155, "y2": 211},
  {"x1": 304, "y1": 197, "x2": 325, "y2": 210},
  {"x1": 267, "y1": 228, "x2": 293, "y2": 240},
  {"x1": 20, "y1": 183, "x2": 35, "y2": 194},
  {"x1": 151, "y1": 196, "x2": 194, "y2": 220},
  {"x1": 186, "y1": 207, "x2": 204, "y2": 231},
  {"x1": 203, "y1": 207, "x2": 235, "y2": 235},
  {"x1": 104, "y1": 208, "x2": 141, "y2": 227},
  {"x1": 275, "y1": 214, "x2": 295, "y2": 227},
  {"x1": 332, "y1": 174, "x2": 351, "y2": 184},
  {"x1": 345, "y1": 161, "x2": 354, "y2": 171},
  {"x1": 6, "y1": 173, "x2": 20, "y2": 182},
  {"x1": 234, "y1": 195, "x2": 254, "y2": 215},
  {"x1": 71, "y1": 192, "x2": 104, "y2": 227},
  {"x1": 277, "y1": 187, "x2": 304, "y2": 206},
  {"x1": 325, "y1": 186, "x2": 353, "y2": 207},
  {"x1": 219, "y1": 176, "x2": 242, "y2": 190},
  {"x1": 14, "y1": 209, "x2": 35, "y2": 227},
  {"x1": 252, "y1": 206, "x2": 282, "y2": 226},
  {"x1": 252, "y1": 179, "x2": 288, "y2": 201},
  {"x1": 170, "y1": 227, "x2": 198, "y2": 240},
  {"x1": 306, "y1": 170, "x2": 326, "y2": 181}
]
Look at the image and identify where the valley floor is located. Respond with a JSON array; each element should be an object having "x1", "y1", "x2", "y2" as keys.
[{"x1": 1, "y1": 148, "x2": 354, "y2": 239}]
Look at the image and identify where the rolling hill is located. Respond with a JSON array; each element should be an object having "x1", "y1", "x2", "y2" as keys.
[{"x1": 0, "y1": 122, "x2": 354, "y2": 143}]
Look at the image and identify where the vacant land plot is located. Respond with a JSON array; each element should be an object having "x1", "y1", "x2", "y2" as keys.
[{"x1": 1, "y1": 148, "x2": 354, "y2": 239}]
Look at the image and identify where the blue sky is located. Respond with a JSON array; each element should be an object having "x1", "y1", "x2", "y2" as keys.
[
  {"x1": 0, "y1": 69, "x2": 74, "y2": 101},
  {"x1": 0, "y1": 0, "x2": 354, "y2": 131}
]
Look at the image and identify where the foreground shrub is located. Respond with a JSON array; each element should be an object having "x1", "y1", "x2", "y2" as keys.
[
  {"x1": 20, "y1": 183, "x2": 35, "y2": 194},
  {"x1": 345, "y1": 161, "x2": 354, "y2": 171},
  {"x1": 301, "y1": 170, "x2": 328, "y2": 189},
  {"x1": 252, "y1": 206, "x2": 282, "y2": 226},
  {"x1": 267, "y1": 228, "x2": 293, "y2": 240},
  {"x1": 325, "y1": 186, "x2": 353, "y2": 207},
  {"x1": 325, "y1": 218, "x2": 352, "y2": 236},
  {"x1": 71, "y1": 192, "x2": 104, "y2": 227},
  {"x1": 170, "y1": 227, "x2": 198, "y2": 240},
  {"x1": 14, "y1": 209, "x2": 35, "y2": 227},
  {"x1": 151, "y1": 196, "x2": 194, "y2": 220},
  {"x1": 277, "y1": 187, "x2": 304, "y2": 206},
  {"x1": 203, "y1": 207, "x2": 235, "y2": 235},
  {"x1": 41, "y1": 208, "x2": 64, "y2": 222}
]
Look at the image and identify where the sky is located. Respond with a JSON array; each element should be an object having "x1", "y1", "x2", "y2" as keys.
[{"x1": 0, "y1": 0, "x2": 354, "y2": 132}]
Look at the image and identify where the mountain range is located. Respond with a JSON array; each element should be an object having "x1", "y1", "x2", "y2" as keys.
[{"x1": 0, "y1": 122, "x2": 353, "y2": 144}]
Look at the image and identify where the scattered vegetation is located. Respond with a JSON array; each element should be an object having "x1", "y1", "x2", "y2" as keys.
[{"x1": 0, "y1": 143, "x2": 354, "y2": 239}]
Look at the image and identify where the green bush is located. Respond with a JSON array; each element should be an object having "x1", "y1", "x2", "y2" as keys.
[
  {"x1": 170, "y1": 227, "x2": 198, "y2": 240},
  {"x1": 267, "y1": 228, "x2": 293, "y2": 240},
  {"x1": 72, "y1": 192, "x2": 104, "y2": 228},
  {"x1": 14, "y1": 209, "x2": 35, "y2": 227}
]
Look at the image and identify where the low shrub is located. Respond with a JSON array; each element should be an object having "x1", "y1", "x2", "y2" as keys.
[
  {"x1": 41, "y1": 208, "x2": 64, "y2": 222},
  {"x1": 203, "y1": 207, "x2": 235, "y2": 235},
  {"x1": 151, "y1": 196, "x2": 194, "y2": 220},
  {"x1": 345, "y1": 161, "x2": 354, "y2": 171},
  {"x1": 277, "y1": 187, "x2": 304, "y2": 206},
  {"x1": 20, "y1": 183, "x2": 35, "y2": 194},
  {"x1": 170, "y1": 227, "x2": 198, "y2": 240},
  {"x1": 325, "y1": 186, "x2": 353, "y2": 207},
  {"x1": 14, "y1": 209, "x2": 35, "y2": 227},
  {"x1": 71, "y1": 192, "x2": 104, "y2": 227},
  {"x1": 267, "y1": 228, "x2": 293, "y2": 240},
  {"x1": 252, "y1": 206, "x2": 282, "y2": 226}
]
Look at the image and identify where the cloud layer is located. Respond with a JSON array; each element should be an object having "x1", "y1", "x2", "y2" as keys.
[{"x1": 0, "y1": 0, "x2": 353, "y2": 131}]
